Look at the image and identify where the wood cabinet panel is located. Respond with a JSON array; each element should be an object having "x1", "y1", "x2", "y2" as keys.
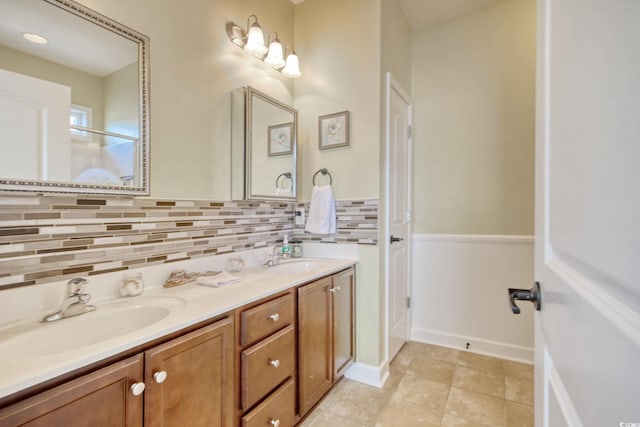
[
  {"x1": 241, "y1": 294, "x2": 294, "y2": 346},
  {"x1": 241, "y1": 378, "x2": 295, "y2": 427},
  {"x1": 144, "y1": 317, "x2": 234, "y2": 427},
  {"x1": 297, "y1": 277, "x2": 333, "y2": 416},
  {"x1": 332, "y1": 268, "x2": 355, "y2": 379},
  {"x1": 0, "y1": 354, "x2": 143, "y2": 427},
  {"x1": 241, "y1": 325, "x2": 295, "y2": 411}
]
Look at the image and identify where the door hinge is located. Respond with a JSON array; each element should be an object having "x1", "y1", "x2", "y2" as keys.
[
  {"x1": 406, "y1": 211, "x2": 411, "y2": 222},
  {"x1": 406, "y1": 297, "x2": 411, "y2": 309},
  {"x1": 407, "y1": 125, "x2": 412, "y2": 139}
]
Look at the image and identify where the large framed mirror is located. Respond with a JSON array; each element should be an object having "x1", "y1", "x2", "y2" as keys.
[
  {"x1": 232, "y1": 86, "x2": 297, "y2": 201},
  {"x1": 0, "y1": 0, "x2": 149, "y2": 195}
]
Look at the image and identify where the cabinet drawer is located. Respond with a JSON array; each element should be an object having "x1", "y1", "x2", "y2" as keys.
[
  {"x1": 241, "y1": 294, "x2": 294, "y2": 346},
  {"x1": 241, "y1": 378, "x2": 295, "y2": 427},
  {"x1": 241, "y1": 325, "x2": 295, "y2": 410}
]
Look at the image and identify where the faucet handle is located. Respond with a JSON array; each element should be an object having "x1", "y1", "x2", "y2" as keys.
[{"x1": 66, "y1": 277, "x2": 89, "y2": 296}]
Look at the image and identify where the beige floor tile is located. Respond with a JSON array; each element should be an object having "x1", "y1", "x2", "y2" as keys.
[
  {"x1": 391, "y1": 375, "x2": 450, "y2": 410},
  {"x1": 403, "y1": 341, "x2": 461, "y2": 363},
  {"x1": 319, "y1": 379, "x2": 393, "y2": 425},
  {"x1": 457, "y1": 351, "x2": 505, "y2": 375},
  {"x1": 299, "y1": 408, "x2": 367, "y2": 427},
  {"x1": 505, "y1": 401, "x2": 534, "y2": 427},
  {"x1": 382, "y1": 371, "x2": 404, "y2": 390},
  {"x1": 375, "y1": 399, "x2": 441, "y2": 427},
  {"x1": 452, "y1": 365, "x2": 505, "y2": 399},
  {"x1": 406, "y1": 356, "x2": 456, "y2": 384},
  {"x1": 444, "y1": 387, "x2": 506, "y2": 427},
  {"x1": 389, "y1": 349, "x2": 414, "y2": 374},
  {"x1": 440, "y1": 414, "x2": 492, "y2": 427},
  {"x1": 317, "y1": 379, "x2": 347, "y2": 409},
  {"x1": 503, "y1": 360, "x2": 534, "y2": 380},
  {"x1": 505, "y1": 376, "x2": 534, "y2": 406}
]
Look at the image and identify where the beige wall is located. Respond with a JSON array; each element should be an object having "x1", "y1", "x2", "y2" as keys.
[
  {"x1": 80, "y1": 0, "x2": 295, "y2": 199},
  {"x1": 381, "y1": 0, "x2": 412, "y2": 93},
  {"x1": 411, "y1": 0, "x2": 536, "y2": 235},
  {"x1": 103, "y1": 62, "x2": 139, "y2": 137},
  {"x1": 293, "y1": 0, "x2": 381, "y2": 202}
]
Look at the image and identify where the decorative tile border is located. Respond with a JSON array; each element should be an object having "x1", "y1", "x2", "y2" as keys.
[
  {"x1": 0, "y1": 195, "x2": 294, "y2": 290},
  {"x1": 293, "y1": 199, "x2": 378, "y2": 244}
]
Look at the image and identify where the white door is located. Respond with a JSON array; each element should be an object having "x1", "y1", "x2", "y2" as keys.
[
  {"x1": 535, "y1": 0, "x2": 640, "y2": 426},
  {"x1": 0, "y1": 69, "x2": 71, "y2": 181},
  {"x1": 385, "y1": 73, "x2": 412, "y2": 361}
]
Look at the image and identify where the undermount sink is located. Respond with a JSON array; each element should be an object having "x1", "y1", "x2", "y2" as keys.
[
  {"x1": 265, "y1": 258, "x2": 333, "y2": 275},
  {"x1": 0, "y1": 296, "x2": 186, "y2": 360}
]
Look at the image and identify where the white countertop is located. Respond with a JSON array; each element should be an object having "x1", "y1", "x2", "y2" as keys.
[{"x1": 0, "y1": 255, "x2": 356, "y2": 400}]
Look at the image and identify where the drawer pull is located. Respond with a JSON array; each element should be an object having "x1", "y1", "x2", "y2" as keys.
[
  {"x1": 269, "y1": 313, "x2": 280, "y2": 322},
  {"x1": 153, "y1": 371, "x2": 168, "y2": 384},
  {"x1": 269, "y1": 359, "x2": 280, "y2": 368},
  {"x1": 270, "y1": 419, "x2": 280, "y2": 427},
  {"x1": 130, "y1": 382, "x2": 145, "y2": 396}
]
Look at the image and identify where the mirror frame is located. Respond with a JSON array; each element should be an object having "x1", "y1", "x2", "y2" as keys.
[
  {"x1": 245, "y1": 86, "x2": 298, "y2": 201},
  {"x1": 0, "y1": 0, "x2": 150, "y2": 196}
]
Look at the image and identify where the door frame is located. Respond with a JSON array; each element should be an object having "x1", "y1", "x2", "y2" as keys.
[{"x1": 383, "y1": 72, "x2": 413, "y2": 362}]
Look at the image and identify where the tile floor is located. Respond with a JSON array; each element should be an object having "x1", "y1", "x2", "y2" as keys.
[{"x1": 300, "y1": 342, "x2": 534, "y2": 427}]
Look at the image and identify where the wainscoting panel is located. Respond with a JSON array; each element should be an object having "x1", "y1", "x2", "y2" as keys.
[{"x1": 411, "y1": 234, "x2": 535, "y2": 362}]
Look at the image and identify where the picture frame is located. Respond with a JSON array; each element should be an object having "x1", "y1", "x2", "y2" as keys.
[
  {"x1": 268, "y1": 122, "x2": 293, "y2": 156},
  {"x1": 318, "y1": 110, "x2": 350, "y2": 150}
]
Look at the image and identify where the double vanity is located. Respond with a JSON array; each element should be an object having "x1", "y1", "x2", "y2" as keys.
[{"x1": 0, "y1": 255, "x2": 356, "y2": 426}]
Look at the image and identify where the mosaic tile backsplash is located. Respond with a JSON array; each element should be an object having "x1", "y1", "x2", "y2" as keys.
[{"x1": 0, "y1": 195, "x2": 378, "y2": 290}]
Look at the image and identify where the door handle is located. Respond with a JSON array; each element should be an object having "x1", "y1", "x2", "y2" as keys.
[
  {"x1": 390, "y1": 235, "x2": 404, "y2": 244},
  {"x1": 508, "y1": 282, "x2": 541, "y2": 314}
]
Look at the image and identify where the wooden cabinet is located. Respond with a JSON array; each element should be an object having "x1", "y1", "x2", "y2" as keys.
[
  {"x1": 236, "y1": 292, "x2": 296, "y2": 426},
  {"x1": 144, "y1": 318, "x2": 234, "y2": 427},
  {"x1": 0, "y1": 317, "x2": 234, "y2": 427},
  {"x1": 298, "y1": 267, "x2": 355, "y2": 417},
  {"x1": 0, "y1": 355, "x2": 144, "y2": 427}
]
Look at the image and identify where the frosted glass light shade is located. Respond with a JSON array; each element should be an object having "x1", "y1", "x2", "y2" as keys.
[
  {"x1": 265, "y1": 40, "x2": 285, "y2": 68},
  {"x1": 244, "y1": 23, "x2": 267, "y2": 57},
  {"x1": 281, "y1": 53, "x2": 301, "y2": 78}
]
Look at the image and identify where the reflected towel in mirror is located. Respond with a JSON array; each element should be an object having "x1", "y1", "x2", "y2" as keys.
[
  {"x1": 305, "y1": 185, "x2": 336, "y2": 234},
  {"x1": 275, "y1": 187, "x2": 293, "y2": 197}
]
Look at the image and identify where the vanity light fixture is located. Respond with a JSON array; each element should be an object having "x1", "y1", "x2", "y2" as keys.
[
  {"x1": 281, "y1": 45, "x2": 301, "y2": 79},
  {"x1": 226, "y1": 16, "x2": 301, "y2": 78},
  {"x1": 22, "y1": 32, "x2": 48, "y2": 44},
  {"x1": 264, "y1": 32, "x2": 285, "y2": 69}
]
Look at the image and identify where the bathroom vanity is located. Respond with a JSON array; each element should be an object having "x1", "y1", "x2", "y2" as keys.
[{"x1": 0, "y1": 258, "x2": 355, "y2": 427}]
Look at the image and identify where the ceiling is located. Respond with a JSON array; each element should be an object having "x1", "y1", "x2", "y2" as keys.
[{"x1": 291, "y1": 0, "x2": 505, "y2": 32}]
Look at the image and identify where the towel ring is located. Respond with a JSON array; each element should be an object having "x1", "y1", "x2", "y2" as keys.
[
  {"x1": 275, "y1": 172, "x2": 292, "y2": 189},
  {"x1": 312, "y1": 168, "x2": 332, "y2": 185}
]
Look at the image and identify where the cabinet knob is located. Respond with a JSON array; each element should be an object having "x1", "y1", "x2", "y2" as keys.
[
  {"x1": 269, "y1": 419, "x2": 280, "y2": 427},
  {"x1": 329, "y1": 286, "x2": 341, "y2": 294},
  {"x1": 269, "y1": 359, "x2": 280, "y2": 368},
  {"x1": 153, "y1": 371, "x2": 168, "y2": 384},
  {"x1": 269, "y1": 313, "x2": 280, "y2": 322},
  {"x1": 130, "y1": 382, "x2": 145, "y2": 396}
]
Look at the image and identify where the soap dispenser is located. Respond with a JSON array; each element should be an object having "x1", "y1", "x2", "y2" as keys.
[{"x1": 282, "y1": 235, "x2": 291, "y2": 258}]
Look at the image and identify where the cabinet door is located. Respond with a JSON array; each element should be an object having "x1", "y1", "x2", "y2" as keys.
[
  {"x1": 144, "y1": 317, "x2": 234, "y2": 427},
  {"x1": 0, "y1": 355, "x2": 143, "y2": 427},
  {"x1": 332, "y1": 268, "x2": 355, "y2": 379},
  {"x1": 297, "y1": 277, "x2": 333, "y2": 416}
]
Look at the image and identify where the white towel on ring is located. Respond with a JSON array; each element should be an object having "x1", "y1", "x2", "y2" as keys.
[{"x1": 305, "y1": 185, "x2": 336, "y2": 234}]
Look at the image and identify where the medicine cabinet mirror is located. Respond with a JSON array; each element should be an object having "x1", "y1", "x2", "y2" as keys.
[
  {"x1": 231, "y1": 86, "x2": 297, "y2": 201},
  {"x1": 0, "y1": 0, "x2": 149, "y2": 195}
]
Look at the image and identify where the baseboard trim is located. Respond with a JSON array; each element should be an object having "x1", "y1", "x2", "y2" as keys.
[
  {"x1": 412, "y1": 234, "x2": 534, "y2": 245},
  {"x1": 411, "y1": 328, "x2": 534, "y2": 364},
  {"x1": 344, "y1": 360, "x2": 390, "y2": 388}
]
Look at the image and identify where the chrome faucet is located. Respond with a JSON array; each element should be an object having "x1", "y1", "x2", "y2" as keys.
[
  {"x1": 264, "y1": 244, "x2": 287, "y2": 267},
  {"x1": 41, "y1": 278, "x2": 96, "y2": 323}
]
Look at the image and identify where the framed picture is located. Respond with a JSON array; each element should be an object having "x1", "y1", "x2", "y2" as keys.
[
  {"x1": 268, "y1": 122, "x2": 293, "y2": 156},
  {"x1": 319, "y1": 110, "x2": 350, "y2": 150}
]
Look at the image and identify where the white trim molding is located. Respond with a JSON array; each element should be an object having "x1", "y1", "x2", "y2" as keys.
[
  {"x1": 413, "y1": 233, "x2": 534, "y2": 245},
  {"x1": 344, "y1": 360, "x2": 390, "y2": 389}
]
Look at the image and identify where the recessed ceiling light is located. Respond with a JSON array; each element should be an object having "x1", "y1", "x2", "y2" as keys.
[{"x1": 22, "y1": 32, "x2": 48, "y2": 44}]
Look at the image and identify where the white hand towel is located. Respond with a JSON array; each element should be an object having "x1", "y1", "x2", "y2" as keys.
[
  {"x1": 305, "y1": 185, "x2": 336, "y2": 234},
  {"x1": 275, "y1": 187, "x2": 293, "y2": 197},
  {"x1": 196, "y1": 272, "x2": 241, "y2": 287}
]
